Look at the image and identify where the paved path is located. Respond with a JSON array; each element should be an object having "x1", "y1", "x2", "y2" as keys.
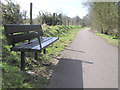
[{"x1": 48, "y1": 28, "x2": 118, "y2": 88}]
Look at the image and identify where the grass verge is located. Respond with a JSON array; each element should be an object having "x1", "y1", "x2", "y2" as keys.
[{"x1": 96, "y1": 32, "x2": 119, "y2": 47}]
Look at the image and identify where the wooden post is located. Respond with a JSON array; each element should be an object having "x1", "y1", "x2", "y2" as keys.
[
  {"x1": 30, "y1": 3, "x2": 32, "y2": 24},
  {"x1": 68, "y1": 19, "x2": 69, "y2": 26},
  {"x1": 21, "y1": 52, "x2": 25, "y2": 71},
  {"x1": 64, "y1": 17, "x2": 66, "y2": 26},
  {"x1": 59, "y1": 14, "x2": 62, "y2": 25},
  {"x1": 28, "y1": 3, "x2": 33, "y2": 44},
  {"x1": 72, "y1": 20, "x2": 73, "y2": 25},
  {"x1": 52, "y1": 13, "x2": 55, "y2": 26}
]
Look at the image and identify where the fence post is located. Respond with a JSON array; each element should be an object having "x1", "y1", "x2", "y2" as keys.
[
  {"x1": 52, "y1": 13, "x2": 55, "y2": 26},
  {"x1": 68, "y1": 19, "x2": 69, "y2": 26},
  {"x1": 30, "y1": 3, "x2": 32, "y2": 24},
  {"x1": 59, "y1": 14, "x2": 62, "y2": 25},
  {"x1": 64, "y1": 17, "x2": 66, "y2": 26},
  {"x1": 28, "y1": 3, "x2": 32, "y2": 44}
]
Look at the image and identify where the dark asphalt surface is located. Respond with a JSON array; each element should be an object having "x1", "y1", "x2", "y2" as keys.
[{"x1": 48, "y1": 28, "x2": 118, "y2": 88}]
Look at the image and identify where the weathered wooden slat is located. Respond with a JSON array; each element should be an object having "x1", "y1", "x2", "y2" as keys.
[
  {"x1": 7, "y1": 32, "x2": 39, "y2": 45},
  {"x1": 10, "y1": 39, "x2": 39, "y2": 51},
  {"x1": 4, "y1": 24, "x2": 43, "y2": 35},
  {"x1": 11, "y1": 37, "x2": 59, "y2": 52},
  {"x1": 41, "y1": 37, "x2": 59, "y2": 48},
  {"x1": 28, "y1": 37, "x2": 59, "y2": 52}
]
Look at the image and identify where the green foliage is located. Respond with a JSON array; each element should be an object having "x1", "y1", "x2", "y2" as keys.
[
  {"x1": 42, "y1": 25, "x2": 82, "y2": 55},
  {"x1": 96, "y1": 32, "x2": 119, "y2": 46},
  {"x1": 2, "y1": 0, "x2": 23, "y2": 24},
  {"x1": 37, "y1": 12, "x2": 62, "y2": 26},
  {"x1": 2, "y1": 62, "x2": 47, "y2": 88},
  {"x1": 36, "y1": 11, "x2": 82, "y2": 26},
  {"x1": 84, "y1": 2, "x2": 118, "y2": 37}
]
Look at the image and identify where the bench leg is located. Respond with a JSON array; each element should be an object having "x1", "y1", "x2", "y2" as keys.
[
  {"x1": 35, "y1": 52, "x2": 38, "y2": 60},
  {"x1": 21, "y1": 52, "x2": 25, "y2": 71},
  {"x1": 43, "y1": 49, "x2": 46, "y2": 54}
]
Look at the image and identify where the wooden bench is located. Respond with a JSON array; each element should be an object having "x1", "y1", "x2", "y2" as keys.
[{"x1": 4, "y1": 24, "x2": 59, "y2": 71}]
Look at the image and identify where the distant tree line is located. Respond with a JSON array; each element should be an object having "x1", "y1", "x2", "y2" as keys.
[
  {"x1": 2, "y1": 0, "x2": 84, "y2": 26},
  {"x1": 83, "y1": 2, "x2": 118, "y2": 37},
  {"x1": 36, "y1": 12, "x2": 62, "y2": 26}
]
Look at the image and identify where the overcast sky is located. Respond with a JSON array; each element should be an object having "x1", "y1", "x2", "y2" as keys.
[{"x1": 5, "y1": 0, "x2": 89, "y2": 19}]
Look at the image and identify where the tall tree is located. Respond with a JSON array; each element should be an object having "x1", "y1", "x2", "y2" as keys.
[
  {"x1": 75, "y1": 16, "x2": 81, "y2": 25},
  {"x1": 2, "y1": 0, "x2": 23, "y2": 24},
  {"x1": 84, "y1": 2, "x2": 118, "y2": 36},
  {"x1": 0, "y1": 0, "x2": 2, "y2": 26}
]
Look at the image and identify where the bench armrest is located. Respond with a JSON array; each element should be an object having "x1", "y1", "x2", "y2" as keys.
[
  {"x1": 35, "y1": 32, "x2": 42, "y2": 50},
  {"x1": 37, "y1": 36, "x2": 42, "y2": 49},
  {"x1": 34, "y1": 32, "x2": 42, "y2": 49}
]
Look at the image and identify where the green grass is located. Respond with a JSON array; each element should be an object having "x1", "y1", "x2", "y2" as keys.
[
  {"x1": 2, "y1": 62, "x2": 47, "y2": 88},
  {"x1": 43, "y1": 25, "x2": 82, "y2": 56},
  {"x1": 96, "y1": 32, "x2": 119, "y2": 47},
  {"x1": 1, "y1": 25, "x2": 83, "y2": 88}
]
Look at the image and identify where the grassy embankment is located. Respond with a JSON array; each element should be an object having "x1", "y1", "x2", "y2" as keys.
[
  {"x1": 1, "y1": 25, "x2": 83, "y2": 88},
  {"x1": 96, "y1": 32, "x2": 119, "y2": 47}
]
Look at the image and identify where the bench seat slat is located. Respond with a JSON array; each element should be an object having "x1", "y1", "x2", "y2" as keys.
[
  {"x1": 11, "y1": 37, "x2": 59, "y2": 52},
  {"x1": 7, "y1": 32, "x2": 39, "y2": 45}
]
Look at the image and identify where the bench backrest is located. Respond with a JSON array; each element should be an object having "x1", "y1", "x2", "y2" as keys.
[{"x1": 4, "y1": 24, "x2": 43, "y2": 46}]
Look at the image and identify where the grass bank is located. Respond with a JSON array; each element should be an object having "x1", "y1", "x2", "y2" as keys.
[
  {"x1": 96, "y1": 32, "x2": 119, "y2": 47},
  {"x1": 1, "y1": 25, "x2": 83, "y2": 88}
]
